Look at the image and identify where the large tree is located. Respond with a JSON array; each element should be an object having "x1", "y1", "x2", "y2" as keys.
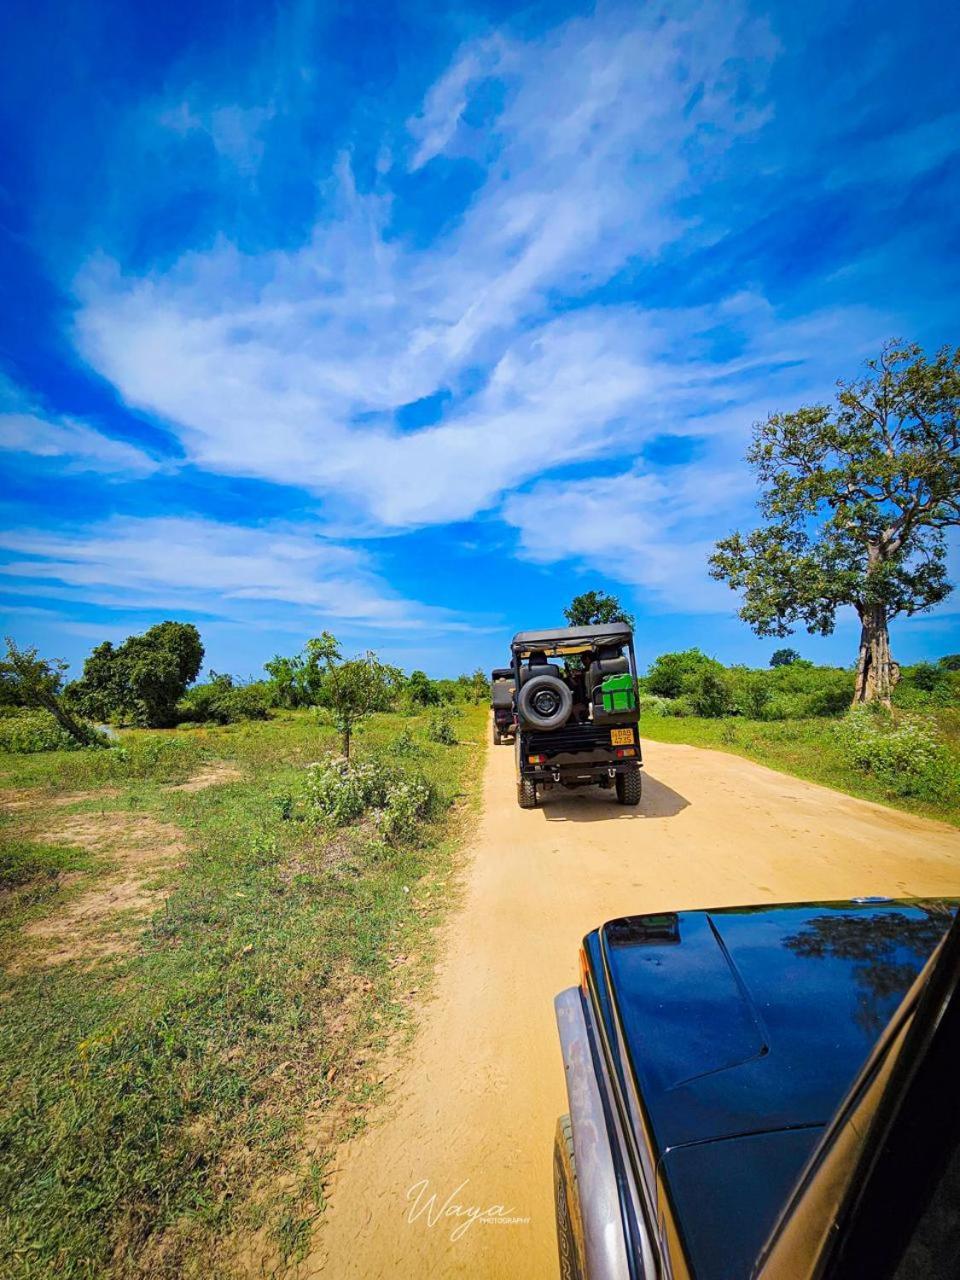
[
  {"x1": 563, "y1": 590, "x2": 635, "y2": 629},
  {"x1": 710, "y1": 342, "x2": 960, "y2": 704},
  {"x1": 70, "y1": 621, "x2": 204, "y2": 727}
]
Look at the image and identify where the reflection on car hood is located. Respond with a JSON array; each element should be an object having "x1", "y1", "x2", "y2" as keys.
[{"x1": 591, "y1": 899, "x2": 957, "y2": 1279}]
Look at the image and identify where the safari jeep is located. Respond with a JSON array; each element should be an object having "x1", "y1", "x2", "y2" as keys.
[
  {"x1": 511, "y1": 623, "x2": 642, "y2": 809},
  {"x1": 491, "y1": 667, "x2": 517, "y2": 745}
]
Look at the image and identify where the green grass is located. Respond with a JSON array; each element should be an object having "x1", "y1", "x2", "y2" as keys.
[
  {"x1": 641, "y1": 708, "x2": 960, "y2": 826},
  {"x1": 0, "y1": 705, "x2": 486, "y2": 1279}
]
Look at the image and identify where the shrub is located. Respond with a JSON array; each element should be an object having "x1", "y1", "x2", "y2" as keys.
[
  {"x1": 305, "y1": 756, "x2": 437, "y2": 844},
  {"x1": 894, "y1": 664, "x2": 960, "y2": 710},
  {"x1": 637, "y1": 694, "x2": 677, "y2": 717},
  {"x1": 833, "y1": 710, "x2": 959, "y2": 800},
  {"x1": 0, "y1": 709, "x2": 99, "y2": 753},
  {"x1": 178, "y1": 675, "x2": 271, "y2": 725},
  {"x1": 392, "y1": 724, "x2": 423, "y2": 757},
  {"x1": 405, "y1": 670, "x2": 441, "y2": 707},
  {"x1": 646, "y1": 649, "x2": 723, "y2": 699},
  {"x1": 427, "y1": 705, "x2": 459, "y2": 745},
  {"x1": 689, "y1": 669, "x2": 734, "y2": 718},
  {"x1": 376, "y1": 775, "x2": 434, "y2": 844},
  {"x1": 736, "y1": 673, "x2": 771, "y2": 720},
  {"x1": 306, "y1": 757, "x2": 380, "y2": 825}
]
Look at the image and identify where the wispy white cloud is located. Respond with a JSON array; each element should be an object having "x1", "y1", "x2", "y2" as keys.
[
  {"x1": 0, "y1": 515, "x2": 467, "y2": 630},
  {"x1": 407, "y1": 36, "x2": 505, "y2": 171},
  {"x1": 72, "y1": 2, "x2": 781, "y2": 530},
  {"x1": 0, "y1": 377, "x2": 161, "y2": 477},
  {"x1": 503, "y1": 460, "x2": 751, "y2": 614},
  {"x1": 158, "y1": 100, "x2": 277, "y2": 176}
]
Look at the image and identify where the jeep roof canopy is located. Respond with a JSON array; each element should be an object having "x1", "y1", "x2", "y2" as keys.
[{"x1": 511, "y1": 622, "x2": 633, "y2": 658}]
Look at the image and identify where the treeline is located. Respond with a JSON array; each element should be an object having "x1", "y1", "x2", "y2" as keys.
[
  {"x1": 639, "y1": 648, "x2": 960, "y2": 720},
  {"x1": 0, "y1": 623, "x2": 491, "y2": 747}
]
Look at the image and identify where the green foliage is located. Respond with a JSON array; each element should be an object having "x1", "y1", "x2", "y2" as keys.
[
  {"x1": 737, "y1": 672, "x2": 772, "y2": 719},
  {"x1": 563, "y1": 589, "x2": 635, "y2": 629},
  {"x1": 70, "y1": 622, "x2": 204, "y2": 727},
  {"x1": 392, "y1": 724, "x2": 423, "y2": 757},
  {"x1": 636, "y1": 693, "x2": 678, "y2": 717},
  {"x1": 770, "y1": 647, "x2": 801, "y2": 667},
  {"x1": 264, "y1": 653, "x2": 311, "y2": 708},
  {"x1": 0, "y1": 705, "x2": 486, "y2": 1277},
  {"x1": 892, "y1": 658, "x2": 960, "y2": 710},
  {"x1": 263, "y1": 633, "x2": 348, "y2": 709},
  {"x1": 711, "y1": 343, "x2": 960, "y2": 635},
  {"x1": 406, "y1": 669, "x2": 441, "y2": 707},
  {"x1": 305, "y1": 755, "x2": 437, "y2": 845},
  {"x1": 1, "y1": 639, "x2": 102, "y2": 747},
  {"x1": 643, "y1": 650, "x2": 864, "y2": 720},
  {"x1": 689, "y1": 668, "x2": 734, "y2": 717},
  {"x1": 314, "y1": 641, "x2": 401, "y2": 756},
  {"x1": 179, "y1": 673, "x2": 271, "y2": 724},
  {"x1": 710, "y1": 342, "x2": 960, "y2": 701},
  {"x1": 427, "y1": 704, "x2": 459, "y2": 745},
  {"x1": 833, "y1": 709, "x2": 959, "y2": 801},
  {"x1": 0, "y1": 708, "x2": 97, "y2": 753},
  {"x1": 468, "y1": 668, "x2": 488, "y2": 704},
  {"x1": 646, "y1": 648, "x2": 723, "y2": 699},
  {"x1": 642, "y1": 706, "x2": 960, "y2": 825}
]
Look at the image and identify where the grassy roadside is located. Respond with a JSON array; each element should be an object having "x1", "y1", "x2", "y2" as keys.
[
  {"x1": 0, "y1": 705, "x2": 486, "y2": 1279},
  {"x1": 641, "y1": 710, "x2": 960, "y2": 827}
]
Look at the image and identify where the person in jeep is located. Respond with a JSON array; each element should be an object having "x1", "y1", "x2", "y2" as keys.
[{"x1": 511, "y1": 623, "x2": 641, "y2": 809}]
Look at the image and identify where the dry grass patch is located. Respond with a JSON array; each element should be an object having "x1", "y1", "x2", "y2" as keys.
[
  {"x1": 168, "y1": 763, "x2": 244, "y2": 793},
  {"x1": 18, "y1": 810, "x2": 186, "y2": 968}
]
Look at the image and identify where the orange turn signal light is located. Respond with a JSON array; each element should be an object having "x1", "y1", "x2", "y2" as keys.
[{"x1": 579, "y1": 946, "x2": 590, "y2": 995}]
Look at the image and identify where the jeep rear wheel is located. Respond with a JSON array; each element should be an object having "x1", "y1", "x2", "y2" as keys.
[
  {"x1": 615, "y1": 769, "x2": 642, "y2": 806},
  {"x1": 492, "y1": 724, "x2": 501, "y2": 745},
  {"x1": 518, "y1": 778, "x2": 538, "y2": 809}
]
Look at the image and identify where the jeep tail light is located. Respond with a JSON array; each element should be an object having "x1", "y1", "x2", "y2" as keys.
[
  {"x1": 616, "y1": 747, "x2": 636, "y2": 757},
  {"x1": 579, "y1": 946, "x2": 590, "y2": 995},
  {"x1": 528, "y1": 754, "x2": 545, "y2": 763}
]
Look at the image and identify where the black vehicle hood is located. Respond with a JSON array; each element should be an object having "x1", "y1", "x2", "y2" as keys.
[{"x1": 589, "y1": 899, "x2": 956, "y2": 1278}]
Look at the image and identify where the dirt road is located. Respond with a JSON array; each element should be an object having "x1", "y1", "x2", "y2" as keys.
[{"x1": 304, "y1": 737, "x2": 960, "y2": 1279}]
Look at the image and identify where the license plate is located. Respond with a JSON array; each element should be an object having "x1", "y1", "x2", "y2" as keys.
[{"x1": 611, "y1": 728, "x2": 634, "y2": 746}]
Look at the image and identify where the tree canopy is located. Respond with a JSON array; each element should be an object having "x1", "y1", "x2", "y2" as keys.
[
  {"x1": 70, "y1": 622, "x2": 204, "y2": 727},
  {"x1": 315, "y1": 641, "x2": 401, "y2": 756},
  {"x1": 563, "y1": 590, "x2": 635, "y2": 629},
  {"x1": 710, "y1": 342, "x2": 960, "y2": 703},
  {"x1": 770, "y1": 647, "x2": 801, "y2": 668},
  {"x1": 645, "y1": 648, "x2": 722, "y2": 699}
]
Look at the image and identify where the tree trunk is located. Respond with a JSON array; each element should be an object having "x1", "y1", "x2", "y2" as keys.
[
  {"x1": 38, "y1": 691, "x2": 101, "y2": 747},
  {"x1": 852, "y1": 606, "x2": 900, "y2": 706}
]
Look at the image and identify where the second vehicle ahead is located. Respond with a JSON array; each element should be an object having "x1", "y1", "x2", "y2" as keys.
[{"x1": 490, "y1": 666, "x2": 517, "y2": 745}]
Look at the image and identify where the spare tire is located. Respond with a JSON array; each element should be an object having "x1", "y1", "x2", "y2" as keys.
[{"x1": 518, "y1": 673, "x2": 573, "y2": 731}]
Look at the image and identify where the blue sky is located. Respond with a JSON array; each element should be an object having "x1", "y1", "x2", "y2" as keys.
[{"x1": 1, "y1": 0, "x2": 958, "y2": 679}]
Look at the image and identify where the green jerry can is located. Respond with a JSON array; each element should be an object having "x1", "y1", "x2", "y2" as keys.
[{"x1": 600, "y1": 673, "x2": 636, "y2": 713}]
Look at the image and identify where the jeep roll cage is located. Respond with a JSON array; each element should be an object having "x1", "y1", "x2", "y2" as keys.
[{"x1": 510, "y1": 622, "x2": 636, "y2": 666}]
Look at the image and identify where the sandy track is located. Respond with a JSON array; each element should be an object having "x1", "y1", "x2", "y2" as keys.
[{"x1": 304, "y1": 736, "x2": 960, "y2": 1279}]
